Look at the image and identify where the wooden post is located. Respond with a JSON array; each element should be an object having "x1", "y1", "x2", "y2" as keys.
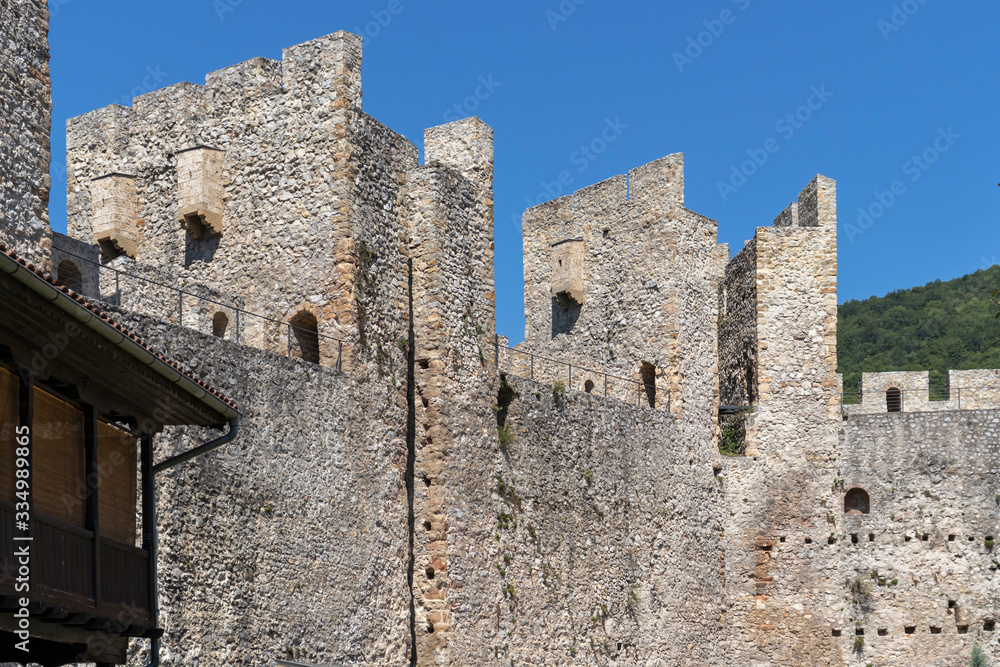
[{"x1": 84, "y1": 406, "x2": 100, "y2": 607}]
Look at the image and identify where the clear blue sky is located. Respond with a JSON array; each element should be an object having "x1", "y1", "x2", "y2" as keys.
[{"x1": 47, "y1": 1, "x2": 998, "y2": 343}]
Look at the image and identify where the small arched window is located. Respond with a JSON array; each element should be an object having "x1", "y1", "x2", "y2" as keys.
[
  {"x1": 584, "y1": 380, "x2": 595, "y2": 394},
  {"x1": 844, "y1": 488, "x2": 871, "y2": 514},
  {"x1": 57, "y1": 259, "x2": 83, "y2": 294},
  {"x1": 640, "y1": 362, "x2": 656, "y2": 408},
  {"x1": 886, "y1": 388, "x2": 902, "y2": 413},
  {"x1": 212, "y1": 312, "x2": 229, "y2": 339},
  {"x1": 289, "y1": 311, "x2": 320, "y2": 365}
]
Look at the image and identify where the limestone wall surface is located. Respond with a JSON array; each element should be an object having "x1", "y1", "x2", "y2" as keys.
[
  {"x1": 836, "y1": 410, "x2": 1000, "y2": 666},
  {"x1": 0, "y1": 0, "x2": 53, "y2": 267},
  {"x1": 718, "y1": 176, "x2": 843, "y2": 665},
  {"x1": 517, "y1": 154, "x2": 721, "y2": 423},
  {"x1": 475, "y1": 374, "x2": 726, "y2": 666},
  {"x1": 102, "y1": 305, "x2": 413, "y2": 667},
  {"x1": 65, "y1": 33, "x2": 417, "y2": 368}
]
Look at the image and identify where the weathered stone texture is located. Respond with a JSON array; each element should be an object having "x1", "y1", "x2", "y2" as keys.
[
  {"x1": 65, "y1": 32, "x2": 417, "y2": 368},
  {"x1": 0, "y1": 0, "x2": 52, "y2": 267},
  {"x1": 836, "y1": 410, "x2": 1000, "y2": 666},
  {"x1": 103, "y1": 306, "x2": 412, "y2": 667},
  {"x1": 517, "y1": 154, "x2": 720, "y2": 424},
  {"x1": 477, "y1": 374, "x2": 726, "y2": 665}
]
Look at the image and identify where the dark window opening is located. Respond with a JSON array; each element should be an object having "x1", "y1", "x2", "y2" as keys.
[
  {"x1": 425, "y1": 566, "x2": 435, "y2": 580},
  {"x1": 930, "y1": 626, "x2": 942, "y2": 634},
  {"x1": 745, "y1": 362, "x2": 757, "y2": 405},
  {"x1": 922, "y1": 533, "x2": 929, "y2": 542},
  {"x1": 986, "y1": 620, "x2": 996, "y2": 632},
  {"x1": 212, "y1": 312, "x2": 229, "y2": 339},
  {"x1": 805, "y1": 537, "x2": 813, "y2": 544},
  {"x1": 831, "y1": 629, "x2": 842, "y2": 637},
  {"x1": 641, "y1": 362, "x2": 656, "y2": 408},
  {"x1": 828, "y1": 536, "x2": 837, "y2": 545},
  {"x1": 851, "y1": 533, "x2": 859, "y2": 544},
  {"x1": 97, "y1": 238, "x2": 125, "y2": 262},
  {"x1": 877, "y1": 628, "x2": 888, "y2": 637},
  {"x1": 886, "y1": 387, "x2": 902, "y2": 412},
  {"x1": 855, "y1": 628, "x2": 864, "y2": 636},
  {"x1": 56, "y1": 259, "x2": 83, "y2": 293},
  {"x1": 289, "y1": 311, "x2": 320, "y2": 364},
  {"x1": 844, "y1": 488, "x2": 871, "y2": 514},
  {"x1": 868, "y1": 533, "x2": 875, "y2": 542},
  {"x1": 905, "y1": 626, "x2": 916, "y2": 635},
  {"x1": 958, "y1": 625, "x2": 970, "y2": 634},
  {"x1": 949, "y1": 534, "x2": 956, "y2": 542},
  {"x1": 584, "y1": 380, "x2": 595, "y2": 394}
]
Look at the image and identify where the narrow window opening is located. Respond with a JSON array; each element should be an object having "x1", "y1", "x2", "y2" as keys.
[
  {"x1": 886, "y1": 387, "x2": 902, "y2": 412},
  {"x1": 640, "y1": 362, "x2": 656, "y2": 408},
  {"x1": 986, "y1": 620, "x2": 997, "y2": 632},
  {"x1": 56, "y1": 259, "x2": 84, "y2": 293},
  {"x1": 805, "y1": 537, "x2": 813, "y2": 544},
  {"x1": 930, "y1": 626, "x2": 942, "y2": 635},
  {"x1": 827, "y1": 536, "x2": 837, "y2": 545},
  {"x1": 602, "y1": 229, "x2": 610, "y2": 239},
  {"x1": 851, "y1": 533, "x2": 859, "y2": 544},
  {"x1": 584, "y1": 380, "x2": 595, "y2": 394},
  {"x1": 855, "y1": 628, "x2": 864, "y2": 636},
  {"x1": 948, "y1": 534, "x2": 956, "y2": 542},
  {"x1": 868, "y1": 533, "x2": 875, "y2": 542},
  {"x1": 212, "y1": 312, "x2": 229, "y2": 339},
  {"x1": 905, "y1": 626, "x2": 916, "y2": 635},
  {"x1": 831, "y1": 629, "x2": 842, "y2": 637},
  {"x1": 425, "y1": 566, "x2": 435, "y2": 580},
  {"x1": 745, "y1": 362, "x2": 757, "y2": 405},
  {"x1": 844, "y1": 488, "x2": 871, "y2": 514},
  {"x1": 877, "y1": 628, "x2": 888, "y2": 637},
  {"x1": 958, "y1": 625, "x2": 970, "y2": 634},
  {"x1": 288, "y1": 311, "x2": 320, "y2": 364},
  {"x1": 779, "y1": 536, "x2": 786, "y2": 543},
  {"x1": 922, "y1": 533, "x2": 929, "y2": 542}
]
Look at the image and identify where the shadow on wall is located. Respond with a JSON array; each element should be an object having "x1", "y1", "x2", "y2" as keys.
[{"x1": 552, "y1": 294, "x2": 581, "y2": 338}]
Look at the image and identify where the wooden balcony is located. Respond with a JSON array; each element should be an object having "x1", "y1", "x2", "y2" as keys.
[{"x1": 0, "y1": 503, "x2": 153, "y2": 632}]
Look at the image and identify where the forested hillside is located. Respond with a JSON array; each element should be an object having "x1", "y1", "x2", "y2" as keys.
[{"x1": 838, "y1": 266, "x2": 1000, "y2": 393}]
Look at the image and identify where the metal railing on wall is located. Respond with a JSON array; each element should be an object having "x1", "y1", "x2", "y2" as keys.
[
  {"x1": 55, "y1": 248, "x2": 665, "y2": 409},
  {"x1": 54, "y1": 249, "x2": 345, "y2": 372},
  {"x1": 491, "y1": 336, "x2": 665, "y2": 410},
  {"x1": 839, "y1": 387, "x2": 1000, "y2": 413}
]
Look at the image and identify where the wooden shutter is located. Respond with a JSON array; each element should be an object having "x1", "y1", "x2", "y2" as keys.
[
  {"x1": 33, "y1": 389, "x2": 85, "y2": 527},
  {"x1": 97, "y1": 421, "x2": 138, "y2": 546}
]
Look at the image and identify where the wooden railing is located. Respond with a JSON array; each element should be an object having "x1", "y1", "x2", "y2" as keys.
[{"x1": 0, "y1": 502, "x2": 151, "y2": 625}]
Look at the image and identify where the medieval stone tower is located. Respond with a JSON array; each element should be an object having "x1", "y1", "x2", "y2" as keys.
[{"x1": 2, "y1": 5, "x2": 1000, "y2": 664}]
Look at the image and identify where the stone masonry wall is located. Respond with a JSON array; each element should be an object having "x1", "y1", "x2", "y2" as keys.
[
  {"x1": 517, "y1": 154, "x2": 720, "y2": 422},
  {"x1": 65, "y1": 33, "x2": 417, "y2": 369},
  {"x1": 719, "y1": 176, "x2": 843, "y2": 665},
  {"x1": 718, "y1": 238, "x2": 757, "y2": 407},
  {"x1": 0, "y1": 0, "x2": 53, "y2": 268},
  {"x1": 405, "y1": 117, "x2": 497, "y2": 664},
  {"x1": 479, "y1": 374, "x2": 726, "y2": 665},
  {"x1": 836, "y1": 410, "x2": 1000, "y2": 666},
  {"x1": 103, "y1": 305, "x2": 412, "y2": 667}
]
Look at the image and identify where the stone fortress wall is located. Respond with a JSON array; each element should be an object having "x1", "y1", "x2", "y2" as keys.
[
  {"x1": 5, "y1": 6, "x2": 1000, "y2": 663},
  {"x1": 0, "y1": 0, "x2": 53, "y2": 267}
]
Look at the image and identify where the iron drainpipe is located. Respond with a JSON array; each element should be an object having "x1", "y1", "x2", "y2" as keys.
[{"x1": 143, "y1": 416, "x2": 240, "y2": 667}]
